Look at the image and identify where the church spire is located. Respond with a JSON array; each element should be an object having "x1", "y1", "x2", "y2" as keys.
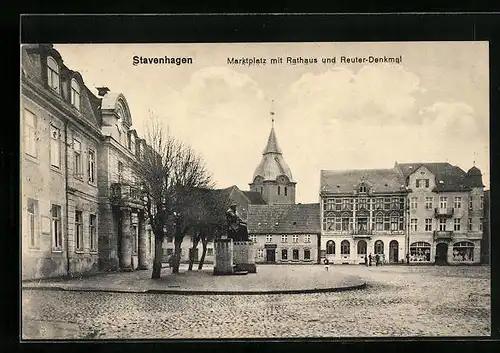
[{"x1": 263, "y1": 100, "x2": 282, "y2": 155}]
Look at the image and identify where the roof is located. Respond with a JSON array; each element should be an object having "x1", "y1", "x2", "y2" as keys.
[
  {"x1": 242, "y1": 191, "x2": 267, "y2": 204},
  {"x1": 247, "y1": 203, "x2": 321, "y2": 234},
  {"x1": 253, "y1": 127, "x2": 294, "y2": 182},
  {"x1": 395, "y1": 162, "x2": 474, "y2": 191},
  {"x1": 320, "y1": 168, "x2": 406, "y2": 194}
]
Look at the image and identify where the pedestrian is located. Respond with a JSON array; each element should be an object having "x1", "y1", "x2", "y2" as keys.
[
  {"x1": 368, "y1": 253, "x2": 372, "y2": 267},
  {"x1": 324, "y1": 258, "x2": 330, "y2": 271},
  {"x1": 375, "y1": 254, "x2": 380, "y2": 266},
  {"x1": 406, "y1": 253, "x2": 410, "y2": 265},
  {"x1": 382, "y1": 254, "x2": 385, "y2": 265},
  {"x1": 364, "y1": 255, "x2": 368, "y2": 267}
]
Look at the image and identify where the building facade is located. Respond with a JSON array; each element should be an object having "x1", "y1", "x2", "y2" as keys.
[
  {"x1": 320, "y1": 169, "x2": 408, "y2": 265},
  {"x1": 481, "y1": 190, "x2": 490, "y2": 264},
  {"x1": 319, "y1": 162, "x2": 485, "y2": 265},
  {"x1": 247, "y1": 203, "x2": 321, "y2": 264},
  {"x1": 396, "y1": 163, "x2": 485, "y2": 265},
  {"x1": 21, "y1": 44, "x2": 155, "y2": 280}
]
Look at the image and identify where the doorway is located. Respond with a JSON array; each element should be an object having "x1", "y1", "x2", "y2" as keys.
[
  {"x1": 389, "y1": 240, "x2": 399, "y2": 263},
  {"x1": 266, "y1": 249, "x2": 276, "y2": 263},
  {"x1": 435, "y1": 243, "x2": 448, "y2": 265}
]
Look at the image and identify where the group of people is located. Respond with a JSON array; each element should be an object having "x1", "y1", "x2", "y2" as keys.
[{"x1": 364, "y1": 253, "x2": 385, "y2": 267}]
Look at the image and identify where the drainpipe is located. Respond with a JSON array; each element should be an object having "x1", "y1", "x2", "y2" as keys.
[{"x1": 64, "y1": 121, "x2": 70, "y2": 277}]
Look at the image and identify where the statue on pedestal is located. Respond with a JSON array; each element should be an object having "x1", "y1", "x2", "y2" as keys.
[{"x1": 226, "y1": 203, "x2": 249, "y2": 241}]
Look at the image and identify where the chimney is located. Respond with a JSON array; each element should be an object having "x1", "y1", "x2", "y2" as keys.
[{"x1": 96, "y1": 87, "x2": 110, "y2": 97}]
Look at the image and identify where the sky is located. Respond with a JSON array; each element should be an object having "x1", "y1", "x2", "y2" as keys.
[{"x1": 54, "y1": 42, "x2": 490, "y2": 203}]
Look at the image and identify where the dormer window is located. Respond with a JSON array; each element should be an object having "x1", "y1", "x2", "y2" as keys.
[
  {"x1": 70, "y1": 78, "x2": 80, "y2": 110},
  {"x1": 47, "y1": 56, "x2": 60, "y2": 93},
  {"x1": 359, "y1": 184, "x2": 367, "y2": 193}
]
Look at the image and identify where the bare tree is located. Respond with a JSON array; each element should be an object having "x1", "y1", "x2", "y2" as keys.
[{"x1": 137, "y1": 116, "x2": 212, "y2": 278}]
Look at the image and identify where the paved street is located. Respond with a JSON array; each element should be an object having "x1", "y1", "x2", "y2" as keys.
[{"x1": 21, "y1": 265, "x2": 490, "y2": 339}]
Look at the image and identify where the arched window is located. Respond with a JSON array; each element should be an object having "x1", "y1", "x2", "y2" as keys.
[
  {"x1": 341, "y1": 240, "x2": 350, "y2": 255},
  {"x1": 357, "y1": 240, "x2": 367, "y2": 255},
  {"x1": 453, "y1": 241, "x2": 474, "y2": 262},
  {"x1": 47, "y1": 56, "x2": 60, "y2": 92},
  {"x1": 278, "y1": 186, "x2": 281, "y2": 195},
  {"x1": 326, "y1": 240, "x2": 335, "y2": 255},
  {"x1": 410, "y1": 242, "x2": 431, "y2": 262},
  {"x1": 374, "y1": 240, "x2": 384, "y2": 254},
  {"x1": 70, "y1": 78, "x2": 80, "y2": 110},
  {"x1": 284, "y1": 186, "x2": 288, "y2": 196}
]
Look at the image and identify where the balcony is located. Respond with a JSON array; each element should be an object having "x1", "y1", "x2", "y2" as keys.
[
  {"x1": 351, "y1": 229, "x2": 373, "y2": 239},
  {"x1": 110, "y1": 183, "x2": 145, "y2": 209},
  {"x1": 434, "y1": 207, "x2": 454, "y2": 218},
  {"x1": 434, "y1": 230, "x2": 454, "y2": 240}
]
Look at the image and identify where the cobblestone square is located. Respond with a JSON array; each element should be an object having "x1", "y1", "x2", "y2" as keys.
[{"x1": 21, "y1": 265, "x2": 490, "y2": 339}]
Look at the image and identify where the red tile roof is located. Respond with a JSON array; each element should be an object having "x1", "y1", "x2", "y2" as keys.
[{"x1": 247, "y1": 203, "x2": 321, "y2": 234}]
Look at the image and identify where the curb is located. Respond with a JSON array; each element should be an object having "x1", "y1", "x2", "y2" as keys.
[{"x1": 22, "y1": 281, "x2": 366, "y2": 295}]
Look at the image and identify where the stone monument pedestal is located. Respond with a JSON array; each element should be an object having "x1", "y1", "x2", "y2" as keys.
[
  {"x1": 233, "y1": 241, "x2": 257, "y2": 273},
  {"x1": 213, "y1": 238, "x2": 234, "y2": 275}
]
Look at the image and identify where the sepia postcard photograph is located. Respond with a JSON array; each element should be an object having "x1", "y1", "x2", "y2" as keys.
[{"x1": 20, "y1": 40, "x2": 490, "y2": 340}]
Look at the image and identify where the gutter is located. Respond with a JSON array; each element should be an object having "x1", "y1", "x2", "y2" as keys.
[{"x1": 64, "y1": 121, "x2": 71, "y2": 277}]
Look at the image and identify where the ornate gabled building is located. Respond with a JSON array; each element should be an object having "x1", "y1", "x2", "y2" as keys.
[
  {"x1": 21, "y1": 44, "x2": 155, "y2": 280},
  {"x1": 249, "y1": 123, "x2": 296, "y2": 205}
]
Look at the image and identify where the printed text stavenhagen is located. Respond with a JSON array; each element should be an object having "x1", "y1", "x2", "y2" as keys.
[{"x1": 132, "y1": 56, "x2": 193, "y2": 66}]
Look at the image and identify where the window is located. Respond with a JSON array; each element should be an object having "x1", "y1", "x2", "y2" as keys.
[
  {"x1": 384, "y1": 215, "x2": 390, "y2": 231},
  {"x1": 326, "y1": 240, "x2": 335, "y2": 255},
  {"x1": 480, "y1": 196, "x2": 484, "y2": 210},
  {"x1": 454, "y1": 218, "x2": 461, "y2": 231},
  {"x1": 24, "y1": 110, "x2": 37, "y2": 157},
  {"x1": 132, "y1": 225, "x2": 138, "y2": 254},
  {"x1": 266, "y1": 234, "x2": 273, "y2": 243},
  {"x1": 468, "y1": 218, "x2": 472, "y2": 231},
  {"x1": 88, "y1": 149, "x2": 96, "y2": 183},
  {"x1": 47, "y1": 56, "x2": 60, "y2": 92},
  {"x1": 425, "y1": 197, "x2": 433, "y2": 210},
  {"x1": 207, "y1": 248, "x2": 214, "y2": 256},
  {"x1": 89, "y1": 214, "x2": 97, "y2": 251},
  {"x1": 410, "y1": 197, "x2": 418, "y2": 209},
  {"x1": 166, "y1": 248, "x2": 174, "y2": 255},
  {"x1": 292, "y1": 249, "x2": 299, "y2": 260},
  {"x1": 257, "y1": 249, "x2": 264, "y2": 258},
  {"x1": 50, "y1": 125, "x2": 61, "y2": 168},
  {"x1": 335, "y1": 199, "x2": 342, "y2": 211},
  {"x1": 425, "y1": 218, "x2": 432, "y2": 232},
  {"x1": 479, "y1": 218, "x2": 483, "y2": 231},
  {"x1": 375, "y1": 214, "x2": 383, "y2": 231},
  {"x1": 324, "y1": 199, "x2": 334, "y2": 211},
  {"x1": 70, "y1": 79, "x2": 80, "y2": 109},
  {"x1": 410, "y1": 242, "x2": 431, "y2": 262},
  {"x1": 27, "y1": 199, "x2": 38, "y2": 247},
  {"x1": 281, "y1": 234, "x2": 288, "y2": 243},
  {"x1": 341, "y1": 217, "x2": 350, "y2": 232},
  {"x1": 341, "y1": 240, "x2": 350, "y2": 255},
  {"x1": 410, "y1": 219, "x2": 417, "y2": 232},
  {"x1": 439, "y1": 218, "x2": 446, "y2": 231},
  {"x1": 278, "y1": 186, "x2": 281, "y2": 195},
  {"x1": 375, "y1": 198, "x2": 383, "y2": 210},
  {"x1": 260, "y1": 187, "x2": 263, "y2": 194},
  {"x1": 469, "y1": 197, "x2": 473, "y2": 210},
  {"x1": 249, "y1": 234, "x2": 257, "y2": 243},
  {"x1": 384, "y1": 198, "x2": 391, "y2": 210},
  {"x1": 452, "y1": 241, "x2": 474, "y2": 262},
  {"x1": 359, "y1": 185, "x2": 367, "y2": 193},
  {"x1": 292, "y1": 234, "x2": 299, "y2": 243},
  {"x1": 454, "y1": 197, "x2": 462, "y2": 209},
  {"x1": 75, "y1": 211, "x2": 83, "y2": 251},
  {"x1": 304, "y1": 234, "x2": 311, "y2": 243},
  {"x1": 439, "y1": 196, "x2": 448, "y2": 209},
  {"x1": 359, "y1": 198, "x2": 367, "y2": 210},
  {"x1": 417, "y1": 179, "x2": 430, "y2": 188},
  {"x1": 51, "y1": 204, "x2": 62, "y2": 250},
  {"x1": 357, "y1": 240, "x2": 367, "y2": 255},
  {"x1": 374, "y1": 240, "x2": 384, "y2": 254},
  {"x1": 399, "y1": 216, "x2": 404, "y2": 231},
  {"x1": 391, "y1": 216, "x2": 399, "y2": 231},
  {"x1": 281, "y1": 249, "x2": 288, "y2": 260},
  {"x1": 342, "y1": 198, "x2": 351, "y2": 210},
  {"x1": 73, "y1": 139, "x2": 82, "y2": 177},
  {"x1": 117, "y1": 161, "x2": 124, "y2": 182},
  {"x1": 323, "y1": 215, "x2": 334, "y2": 231},
  {"x1": 284, "y1": 187, "x2": 288, "y2": 196},
  {"x1": 304, "y1": 249, "x2": 311, "y2": 260}
]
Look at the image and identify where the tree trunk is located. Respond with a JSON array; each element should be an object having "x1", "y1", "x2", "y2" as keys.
[
  {"x1": 173, "y1": 236, "x2": 182, "y2": 274},
  {"x1": 188, "y1": 235, "x2": 200, "y2": 271},
  {"x1": 151, "y1": 234, "x2": 163, "y2": 279},
  {"x1": 198, "y1": 238, "x2": 208, "y2": 270}
]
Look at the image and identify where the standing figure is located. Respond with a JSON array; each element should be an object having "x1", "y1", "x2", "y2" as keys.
[
  {"x1": 324, "y1": 258, "x2": 330, "y2": 271},
  {"x1": 375, "y1": 254, "x2": 380, "y2": 266},
  {"x1": 364, "y1": 255, "x2": 368, "y2": 267},
  {"x1": 382, "y1": 254, "x2": 385, "y2": 265},
  {"x1": 368, "y1": 253, "x2": 373, "y2": 267}
]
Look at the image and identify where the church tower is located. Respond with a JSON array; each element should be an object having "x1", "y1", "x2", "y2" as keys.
[{"x1": 249, "y1": 118, "x2": 296, "y2": 204}]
